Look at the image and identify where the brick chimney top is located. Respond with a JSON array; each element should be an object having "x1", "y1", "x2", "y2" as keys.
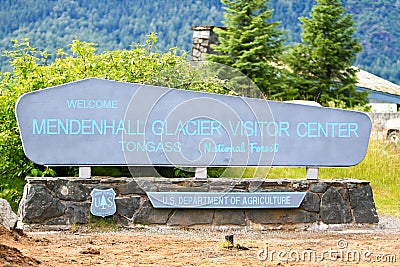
[{"x1": 191, "y1": 25, "x2": 225, "y2": 61}]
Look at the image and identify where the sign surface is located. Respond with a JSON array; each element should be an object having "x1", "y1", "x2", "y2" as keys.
[
  {"x1": 90, "y1": 188, "x2": 116, "y2": 217},
  {"x1": 147, "y1": 192, "x2": 306, "y2": 209},
  {"x1": 16, "y1": 78, "x2": 371, "y2": 167}
]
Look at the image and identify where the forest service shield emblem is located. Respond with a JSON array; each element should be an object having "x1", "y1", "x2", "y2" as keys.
[{"x1": 90, "y1": 188, "x2": 116, "y2": 217}]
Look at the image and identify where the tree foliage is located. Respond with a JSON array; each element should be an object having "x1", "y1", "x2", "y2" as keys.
[
  {"x1": 0, "y1": 35, "x2": 232, "y2": 210},
  {"x1": 0, "y1": 0, "x2": 224, "y2": 72},
  {"x1": 285, "y1": 0, "x2": 368, "y2": 107},
  {"x1": 206, "y1": 0, "x2": 290, "y2": 99},
  {"x1": 0, "y1": 0, "x2": 398, "y2": 84}
]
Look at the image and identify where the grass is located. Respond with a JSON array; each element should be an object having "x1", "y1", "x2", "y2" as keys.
[
  {"x1": 87, "y1": 216, "x2": 119, "y2": 232},
  {"x1": 225, "y1": 140, "x2": 400, "y2": 218},
  {"x1": 68, "y1": 216, "x2": 118, "y2": 233},
  {"x1": 318, "y1": 141, "x2": 399, "y2": 217}
]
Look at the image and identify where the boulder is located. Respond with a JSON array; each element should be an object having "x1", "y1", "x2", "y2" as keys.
[
  {"x1": 0, "y1": 198, "x2": 18, "y2": 230},
  {"x1": 21, "y1": 185, "x2": 65, "y2": 223},
  {"x1": 349, "y1": 185, "x2": 379, "y2": 223},
  {"x1": 320, "y1": 187, "x2": 352, "y2": 224}
]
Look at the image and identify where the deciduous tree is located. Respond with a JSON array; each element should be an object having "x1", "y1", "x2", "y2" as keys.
[{"x1": 0, "y1": 35, "x2": 231, "y2": 210}]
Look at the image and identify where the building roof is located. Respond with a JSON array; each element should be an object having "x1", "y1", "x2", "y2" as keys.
[
  {"x1": 356, "y1": 69, "x2": 400, "y2": 96},
  {"x1": 191, "y1": 25, "x2": 226, "y2": 31},
  {"x1": 191, "y1": 26, "x2": 400, "y2": 97}
]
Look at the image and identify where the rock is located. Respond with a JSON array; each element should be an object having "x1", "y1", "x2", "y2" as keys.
[
  {"x1": 261, "y1": 179, "x2": 292, "y2": 187},
  {"x1": 257, "y1": 188, "x2": 292, "y2": 192},
  {"x1": 53, "y1": 179, "x2": 91, "y2": 201},
  {"x1": 167, "y1": 209, "x2": 214, "y2": 226},
  {"x1": 0, "y1": 198, "x2": 18, "y2": 230},
  {"x1": 134, "y1": 200, "x2": 171, "y2": 224},
  {"x1": 300, "y1": 192, "x2": 320, "y2": 212},
  {"x1": 310, "y1": 183, "x2": 328, "y2": 193},
  {"x1": 65, "y1": 203, "x2": 90, "y2": 224},
  {"x1": 247, "y1": 209, "x2": 318, "y2": 224},
  {"x1": 213, "y1": 210, "x2": 246, "y2": 225},
  {"x1": 292, "y1": 181, "x2": 310, "y2": 191},
  {"x1": 248, "y1": 180, "x2": 264, "y2": 192},
  {"x1": 208, "y1": 178, "x2": 247, "y2": 192},
  {"x1": 116, "y1": 180, "x2": 146, "y2": 195},
  {"x1": 338, "y1": 188, "x2": 349, "y2": 202},
  {"x1": 349, "y1": 185, "x2": 379, "y2": 223},
  {"x1": 17, "y1": 177, "x2": 380, "y2": 227},
  {"x1": 80, "y1": 248, "x2": 100, "y2": 255},
  {"x1": 116, "y1": 196, "x2": 141, "y2": 219},
  {"x1": 157, "y1": 180, "x2": 209, "y2": 192},
  {"x1": 45, "y1": 217, "x2": 68, "y2": 225},
  {"x1": 21, "y1": 185, "x2": 65, "y2": 223},
  {"x1": 320, "y1": 187, "x2": 352, "y2": 224}
]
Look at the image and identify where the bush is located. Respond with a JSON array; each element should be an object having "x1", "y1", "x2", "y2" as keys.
[{"x1": 0, "y1": 34, "x2": 232, "y2": 209}]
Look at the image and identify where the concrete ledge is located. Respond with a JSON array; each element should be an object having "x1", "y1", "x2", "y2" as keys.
[{"x1": 18, "y1": 177, "x2": 379, "y2": 230}]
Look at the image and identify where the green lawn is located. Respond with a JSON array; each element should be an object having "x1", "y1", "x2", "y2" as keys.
[{"x1": 225, "y1": 140, "x2": 400, "y2": 217}]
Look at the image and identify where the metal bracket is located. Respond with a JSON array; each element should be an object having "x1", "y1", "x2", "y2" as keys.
[
  {"x1": 195, "y1": 167, "x2": 207, "y2": 179},
  {"x1": 79, "y1": 167, "x2": 91, "y2": 178},
  {"x1": 306, "y1": 167, "x2": 319, "y2": 180}
]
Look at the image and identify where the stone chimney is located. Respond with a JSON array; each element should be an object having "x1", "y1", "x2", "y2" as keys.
[{"x1": 191, "y1": 26, "x2": 225, "y2": 61}]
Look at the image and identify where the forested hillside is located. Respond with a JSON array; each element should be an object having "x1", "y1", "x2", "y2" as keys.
[{"x1": 0, "y1": 0, "x2": 399, "y2": 84}]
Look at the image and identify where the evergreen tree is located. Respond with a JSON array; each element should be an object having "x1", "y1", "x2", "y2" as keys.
[
  {"x1": 206, "y1": 0, "x2": 290, "y2": 99},
  {"x1": 100, "y1": 195, "x2": 107, "y2": 209},
  {"x1": 286, "y1": 0, "x2": 367, "y2": 107}
]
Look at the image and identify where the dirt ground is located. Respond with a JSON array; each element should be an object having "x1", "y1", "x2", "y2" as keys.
[{"x1": 1, "y1": 218, "x2": 399, "y2": 267}]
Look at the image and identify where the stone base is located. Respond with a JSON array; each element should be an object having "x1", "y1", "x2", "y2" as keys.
[{"x1": 18, "y1": 177, "x2": 379, "y2": 230}]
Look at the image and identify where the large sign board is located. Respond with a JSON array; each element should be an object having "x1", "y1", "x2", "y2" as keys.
[{"x1": 16, "y1": 78, "x2": 371, "y2": 167}]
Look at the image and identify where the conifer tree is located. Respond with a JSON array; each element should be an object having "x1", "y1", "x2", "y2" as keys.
[
  {"x1": 207, "y1": 0, "x2": 289, "y2": 99},
  {"x1": 100, "y1": 195, "x2": 107, "y2": 209},
  {"x1": 286, "y1": 0, "x2": 367, "y2": 107}
]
